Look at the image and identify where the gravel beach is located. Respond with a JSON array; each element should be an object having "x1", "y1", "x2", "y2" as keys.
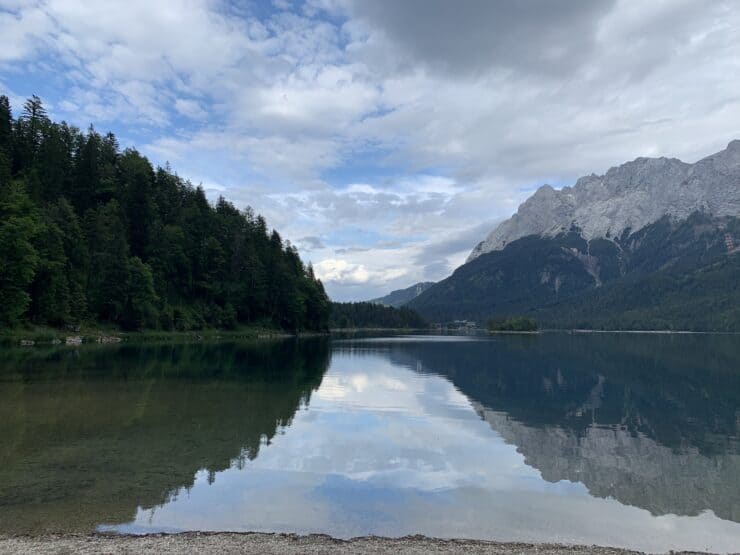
[{"x1": 0, "y1": 533, "x2": 723, "y2": 555}]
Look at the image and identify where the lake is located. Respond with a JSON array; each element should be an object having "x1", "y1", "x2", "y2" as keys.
[{"x1": 1, "y1": 333, "x2": 739, "y2": 553}]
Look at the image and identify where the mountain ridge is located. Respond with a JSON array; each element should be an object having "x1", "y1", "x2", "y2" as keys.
[
  {"x1": 468, "y1": 140, "x2": 740, "y2": 261},
  {"x1": 369, "y1": 281, "x2": 435, "y2": 307},
  {"x1": 410, "y1": 210, "x2": 740, "y2": 330}
]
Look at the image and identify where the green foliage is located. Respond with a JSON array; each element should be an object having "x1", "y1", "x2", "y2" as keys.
[
  {"x1": 0, "y1": 96, "x2": 11, "y2": 153},
  {"x1": 409, "y1": 231, "x2": 595, "y2": 323},
  {"x1": 487, "y1": 316, "x2": 538, "y2": 332},
  {"x1": 330, "y1": 302, "x2": 427, "y2": 329},
  {"x1": 86, "y1": 200, "x2": 131, "y2": 323},
  {"x1": 122, "y1": 257, "x2": 159, "y2": 330},
  {"x1": 28, "y1": 218, "x2": 71, "y2": 326},
  {"x1": 45, "y1": 198, "x2": 88, "y2": 321},
  {"x1": 0, "y1": 181, "x2": 41, "y2": 325},
  {"x1": 0, "y1": 94, "x2": 330, "y2": 332}
]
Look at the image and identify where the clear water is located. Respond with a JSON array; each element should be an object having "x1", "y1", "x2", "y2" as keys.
[{"x1": 1, "y1": 333, "x2": 739, "y2": 553}]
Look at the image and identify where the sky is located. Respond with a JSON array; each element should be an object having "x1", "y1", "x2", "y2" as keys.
[{"x1": 1, "y1": 0, "x2": 739, "y2": 301}]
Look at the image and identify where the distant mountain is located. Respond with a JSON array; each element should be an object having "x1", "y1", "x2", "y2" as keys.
[
  {"x1": 409, "y1": 141, "x2": 740, "y2": 331},
  {"x1": 468, "y1": 140, "x2": 740, "y2": 261},
  {"x1": 369, "y1": 282, "x2": 435, "y2": 307}
]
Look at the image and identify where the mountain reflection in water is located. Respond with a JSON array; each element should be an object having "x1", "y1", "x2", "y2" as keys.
[
  {"x1": 376, "y1": 333, "x2": 740, "y2": 522},
  {"x1": 0, "y1": 333, "x2": 738, "y2": 553}
]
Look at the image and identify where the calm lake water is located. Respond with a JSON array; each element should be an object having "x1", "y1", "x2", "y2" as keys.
[{"x1": 1, "y1": 333, "x2": 739, "y2": 553}]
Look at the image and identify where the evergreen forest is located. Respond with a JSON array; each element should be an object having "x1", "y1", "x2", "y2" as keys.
[
  {"x1": 329, "y1": 302, "x2": 427, "y2": 329},
  {"x1": 0, "y1": 95, "x2": 331, "y2": 332}
]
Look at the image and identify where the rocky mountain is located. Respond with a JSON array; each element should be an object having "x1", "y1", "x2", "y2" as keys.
[
  {"x1": 410, "y1": 211, "x2": 740, "y2": 329},
  {"x1": 468, "y1": 140, "x2": 740, "y2": 261},
  {"x1": 369, "y1": 282, "x2": 435, "y2": 308},
  {"x1": 409, "y1": 142, "x2": 740, "y2": 330}
]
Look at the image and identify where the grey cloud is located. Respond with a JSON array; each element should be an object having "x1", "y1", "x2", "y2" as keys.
[
  {"x1": 346, "y1": 0, "x2": 616, "y2": 76},
  {"x1": 421, "y1": 260, "x2": 449, "y2": 281},
  {"x1": 411, "y1": 219, "x2": 503, "y2": 282},
  {"x1": 334, "y1": 240, "x2": 407, "y2": 255},
  {"x1": 297, "y1": 235, "x2": 325, "y2": 250},
  {"x1": 334, "y1": 246, "x2": 371, "y2": 254},
  {"x1": 415, "y1": 220, "x2": 501, "y2": 262}
]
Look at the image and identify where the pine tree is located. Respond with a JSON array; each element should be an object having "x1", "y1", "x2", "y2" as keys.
[
  {"x1": 46, "y1": 198, "x2": 88, "y2": 322},
  {"x1": 122, "y1": 256, "x2": 159, "y2": 330},
  {"x1": 0, "y1": 182, "x2": 41, "y2": 324},
  {"x1": 29, "y1": 220, "x2": 71, "y2": 326},
  {"x1": 117, "y1": 148, "x2": 155, "y2": 259},
  {"x1": 0, "y1": 93, "x2": 332, "y2": 331},
  {"x1": 21, "y1": 95, "x2": 48, "y2": 154},
  {"x1": 0, "y1": 95, "x2": 12, "y2": 155},
  {"x1": 0, "y1": 96, "x2": 11, "y2": 183},
  {"x1": 33, "y1": 122, "x2": 75, "y2": 200},
  {"x1": 86, "y1": 200, "x2": 131, "y2": 323}
]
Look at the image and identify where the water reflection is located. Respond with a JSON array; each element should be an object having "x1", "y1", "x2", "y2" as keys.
[
  {"x1": 373, "y1": 333, "x2": 740, "y2": 522},
  {"x1": 0, "y1": 334, "x2": 739, "y2": 553},
  {"x1": 0, "y1": 339, "x2": 330, "y2": 533}
]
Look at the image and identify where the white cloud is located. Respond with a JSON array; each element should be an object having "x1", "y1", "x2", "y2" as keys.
[
  {"x1": 174, "y1": 98, "x2": 207, "y2": 121},
  {"x1": 3, "y1": 0, "x2": 740, "y2": 300},
  {"x1": 313, "y1": 258, "x2": 405, "y2": 285}
]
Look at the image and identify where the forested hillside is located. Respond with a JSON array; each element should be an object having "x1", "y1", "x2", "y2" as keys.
[
  {"x1": 0, "y1": 95, "x2": 330, "y2": 332},
  {"x1": 409, "y1": 213, "x2": 740, "y2": 331},
  {"x1": 369, "y1": 281, "x2": 434, "y2": 307},
  {"x1": 329, "y1": 302, "x2": 427, "y2": 329}
]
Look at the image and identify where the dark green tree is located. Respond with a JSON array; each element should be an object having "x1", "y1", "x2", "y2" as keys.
[
  {"x1": 29, "y1": 220, "x2": 71, "y2": 326},
  {"x1": 122, "y1": 257, "x2": 159, "y2": 330},
  {"x1": 0, "y1": 96, "x2": 11, "y2": 183},
  {"x1": 0, "y1": 94, "x2": 332, "y2": 332},
  {"x1": 0, "y1": 95, "x2": 12, "y2": 156},
  {"x1": 46, "y1": 198, "x2": 88, "y2": 322},
  {"x1": 0, "y1": 182, "x2": 41, "y2": 324},
  {"x1": 117, "y1": 148, "x2": 156, "y2": 259},
  {"x1": 86, "y1": 200, "x2": 131, "y2": 323}
]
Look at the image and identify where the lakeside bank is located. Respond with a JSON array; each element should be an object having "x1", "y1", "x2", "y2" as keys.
[
  {"x1": 0, "y1": 324, "x2": 329, "y2": 347},
  {"x1": 0, "y1": 533, "x2": 711, "y2": 555}
]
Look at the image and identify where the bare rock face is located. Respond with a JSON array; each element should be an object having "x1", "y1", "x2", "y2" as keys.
[{"x1": 468, "y1": 141, "x2": 740, "y2": 261}]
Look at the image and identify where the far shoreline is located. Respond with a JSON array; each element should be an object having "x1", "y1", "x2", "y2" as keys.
[{"x1": 3, "y1": 326, "x2": 739, "y2": 348}]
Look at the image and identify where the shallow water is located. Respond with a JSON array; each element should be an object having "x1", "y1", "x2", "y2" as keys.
[{"x1": 1, "y1": 334, "x2": 739, "y2": 553}]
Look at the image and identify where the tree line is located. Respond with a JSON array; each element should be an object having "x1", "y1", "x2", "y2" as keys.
[
  {"x1": 329, "y1": 302, "x2": 427, "y2": 329},
  {"x1": 0, "y1": 95, "x2": 330, "y2": 331},
  {"x1": 486, "y1": 316, "x2": 538, "y2": 332}
]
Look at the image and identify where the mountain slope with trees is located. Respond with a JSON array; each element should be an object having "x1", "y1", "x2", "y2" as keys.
[
  {"x1": 369, "y1": 281, "x2": 434, "y2": 307},
  {"x1": 0, "y1": 94, "x2": 330, "y2": 332},
  {"x1": 409, "y1": 212, "x2": 740, "y2": 331}
]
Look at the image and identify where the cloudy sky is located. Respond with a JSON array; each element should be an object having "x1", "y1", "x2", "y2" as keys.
[{"x1": 2, "y1": 0, "x2": 739, "y2": 300}]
